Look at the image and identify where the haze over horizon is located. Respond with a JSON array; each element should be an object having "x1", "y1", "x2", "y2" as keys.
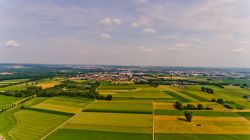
[{"x1": 1, "y1": 0, "x2": 250, "y2": 67}]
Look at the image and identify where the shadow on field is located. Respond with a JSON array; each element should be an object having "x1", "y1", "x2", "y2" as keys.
[{"x1": 177, "y1": 117, "x2": 187, "y2": 122}]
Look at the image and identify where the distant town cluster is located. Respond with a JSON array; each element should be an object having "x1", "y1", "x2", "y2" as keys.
[{"x1": 68, "y1": 72, "x2": 146, "y2": 82}]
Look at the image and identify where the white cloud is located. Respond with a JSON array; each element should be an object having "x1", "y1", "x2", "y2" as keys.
[
  {"x1": 169, "y1": 43, "x2": 189, "y2": 52},
  {"x1": 134, "y1": 0, "x2": 147, "y2": 4},
  {"x1": 161, "y1": 35, "x2": 176, "y2": 40},
  {"x1": 101, "y1": 17, "x2": 122, "y2": 26},
  {"x1": 101, "y1": 33, "x2": 112, "y2": 40},
  {"x1": 131, "y1": 16, "x2": 149, "y2": 27},
  {"x1": 4, "y1": 40, "x2": 20, "y2": 47},
  {"x1": 139, "y1": 46, "x2": 154, "y2": 53},
  {"x1": 231, "y1": 48, "x2": 246, "y2": 53},
  {"x1": 142, "y1": 27, "x2": 157, "y2": 34}
]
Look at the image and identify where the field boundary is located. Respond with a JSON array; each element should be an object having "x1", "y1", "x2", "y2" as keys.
[
  {"x1": 40, "y1": 101, "x2": 95, "y2": 140},
  {"x1": 82, "y1": 109, "x2": 152, "y2": 114},
  {"x1": 26, "y1": 107, "x2": 75, "y2": 116}
]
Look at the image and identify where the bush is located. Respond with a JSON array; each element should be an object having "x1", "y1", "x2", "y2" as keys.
[
  {"x1": 217, "y1": 98, "x2": 224, "y2": 104},
  {"x1": 237, "y1": 106, "x2": 244, "y2": 110},
  {"x1": 106, "y1": 94, "x2": 112, "y2": 101},
  {"x1": 201, "y1": 87, "x2": 214, "y2": 94},
  {"x1": 20, "y1": 106, "x2": 25, "y2": 110},
  {"x1": 175, "y1": 101, "x2": 183, "y2": 110},
  {"x1": 211, "y1": 98, "x2": 217, "y2": 102},
  {"x1": 185, "y1": 104, "x2": 195, "y2": 110},
  {"x1": 197, "y1": 104, "x2": 204, "y2": 110},
  {"x1": 205, "y1": 107, "x2": 213, "y2": 110},
  {"x1": 184, "y1": 111, "x2": 193, "y2": 122},
  {"x1": 223, "y1": 104, "x2": 233, "y2": 109}
]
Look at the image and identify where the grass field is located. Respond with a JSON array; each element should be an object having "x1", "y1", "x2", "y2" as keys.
[
  {"x1": 182, "y1": 85, "x2": 250, "y2": 109},
  {"x1": 0, "y1": 79, "x2": 29, "y2": 85},
  {"x1": 154, "y1": 110, "x2": 241, "y2": 117},
  {"x1": 62, "y1": 112, "x2": 152, "y2": 133},
  {"x1": 164, "y1": 91, "x2": 191, "y2": 102},
  {"x1": 32, "y1": 96, "x2": 91, "y2": 113},
  {"x1": 155, "y1": 133, "x2": 250, "y2": 140},
  {"x1": 43, "y1": 111, "x2": 153, "y2": 140},
  {"x1": 45, "y1": 129, "x2": 152, "y2": 140},
  {"x1": 83, "y1": 101, "x2": 152, "y2": 114},
  {"x1": 0, "y1": 110, "x2": 17, "y2": 139},
  {"x1": 1, "y1": 80, "x2": 250, "y2": 140},
  {"x1": 154, "y1": 115, "x2": 250, "y2": 134},
  {"x1": 8, "y1": 110, "x2": 70, "y2": 140},
  {"x1": 237, "y1": 112, "x2": 250, "y2": 121},
  {"x1": 98, "y1": 85, "x2": 174, "y2": 101},
  {"x1": 112, "y1": 81, "x2": 134, "y2": 84},
  {"x1": 0, "y1": 83, "x2": 29, "y2": 91},
  {"x1": 98, "y1": 85, "x2": 141, "y2": 90},
  {"x1": 0, "y1": 94, "x2": 23, "y2": 109}
]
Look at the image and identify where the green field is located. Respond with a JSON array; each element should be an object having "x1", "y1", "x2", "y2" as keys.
[
  {"x1": 98, "y1": 85, "x2": 174, "y2": 101},
  {"x1": 0, "y1": 110, "x2": 17, "y2": 139},
  {"x1": 63, "y1": 112, "x2": 152, "y2": 132},
  {"x1": 83, "y1": 101, "x2": 152, "y2": 114},
  {"x1": 0, "y1": 83, "x2": 29, "y2": 91},
  {"x1": 155, "y1": 133, "x2": 250, "y2": 140},
  {"x1": 45, "y1": 111, "x2": 153, "y2": 140},
  {"x1": 0, "y1": 94, "x2": 23, "y2": 109},
  {"x1": 32, "y1": 96, "x2": 91, "y2": 113},
  {"x1": 155, "y1": 110, "x2": 241, "y2": 117},
  {"x1": 1, "y1": 77, "x2": 250, "y2": 140},
  {"x1": 0, "y1": 79, "x2": 29, "y2": 85},
  {"x1": 45, "y1": 129, "x2": 152, "y2": 140},
  {"x1": 8, "y1": 110, "x2": 70, "y2": 140},
  {"x1": 164, "y1": 91, "x2": 191, "y2": 102},
  {"x1": 237, "y1": 112, "x2": 250, "y2": 121}
]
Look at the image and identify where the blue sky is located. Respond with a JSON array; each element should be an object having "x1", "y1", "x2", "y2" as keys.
[{"x1": 0, "y1": 0, "x2": 250, "y2": 67}]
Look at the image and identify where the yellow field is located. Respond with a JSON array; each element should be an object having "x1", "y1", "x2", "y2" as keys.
[
  {"x1": 31, "y1": 97, "x2": 90, "y2": 113},
  {"x1": 182, "y1": 102, "x2": 228, "y2": 112},
  {"x1": 112, "y1": 81, "x2": 134, "y2": 84},
  {"x1": 37, "y1": 81, "x2": 60, "y2": 89},
  {"x1": 159, "y1": 76, "x2": 188, "y2": 80},
  {"x1": 32, "y1": 103, "x2": 82, "y2": 113},
  {"x1": 61, "y1": 112, "x2": 152, "y2": 133},
  {"x1": 154, "y1": 102, "x2": 176, "y2": 110},
  {"x1": 72, "y1": 79, "x2": 87, "y2": 83},
  {"x1": 98, "y1": 90, "x2": 118, "y2": 95},
  {"x1": 155, "y1": 115, "x2": 250, "y2": 134}
]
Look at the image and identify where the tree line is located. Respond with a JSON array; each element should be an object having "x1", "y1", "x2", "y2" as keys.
[
  {"x1": 1, "y1": 80, "x2": 112, "y2": 101},
  {"x1": 0, "y1": 95, "x2": 36, "y2": 113}
]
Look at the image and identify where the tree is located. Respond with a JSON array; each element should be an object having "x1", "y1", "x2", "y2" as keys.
[
  {"x1": 106, "y1": 94, "x2": 112, "y2": 101},
  {"x1": 184, "y1": 111, "x2": 193, "y2": 122},
  {"x1": 175, "y1": 101, "x2": 183, "y2": 110},
  {"x1": 197, "y1": 104, "x2": 204, "y2": 110},
  {"x1": 20, "y1": 106, "x2": 25, "y2": 110},
  {"x1": 201, "y1": 87, "x2": 205, "y2": 92},
  {"x1": 185, "y1": 104, "x2": 195, "y2": 110}
]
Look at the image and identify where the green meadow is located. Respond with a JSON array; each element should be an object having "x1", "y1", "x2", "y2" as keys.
[
  {"x1": 83, "y1": 101, "x2": 153, "y2": 114},
  {"x1": 8, "y1": 110, "x2": 70, "y2": 140},
  {"x1": 0, "y1": 95, "x2": 23, "y2": 109}
]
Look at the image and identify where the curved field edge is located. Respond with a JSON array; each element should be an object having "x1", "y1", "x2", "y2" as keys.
[
  {"x1": 0, "y1": 97, "x2": 47, "y2": 139},
  {"x1": 0, "y1": 110, "x2": 17, "y2": 140},
  {"x1": 45, "y1": 129, "x2": 152, "y2": 140}
]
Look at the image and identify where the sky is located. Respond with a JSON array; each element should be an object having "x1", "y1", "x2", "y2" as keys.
[{"x1": 0, "y1": 0, "x2": 250, "y2": 67}]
